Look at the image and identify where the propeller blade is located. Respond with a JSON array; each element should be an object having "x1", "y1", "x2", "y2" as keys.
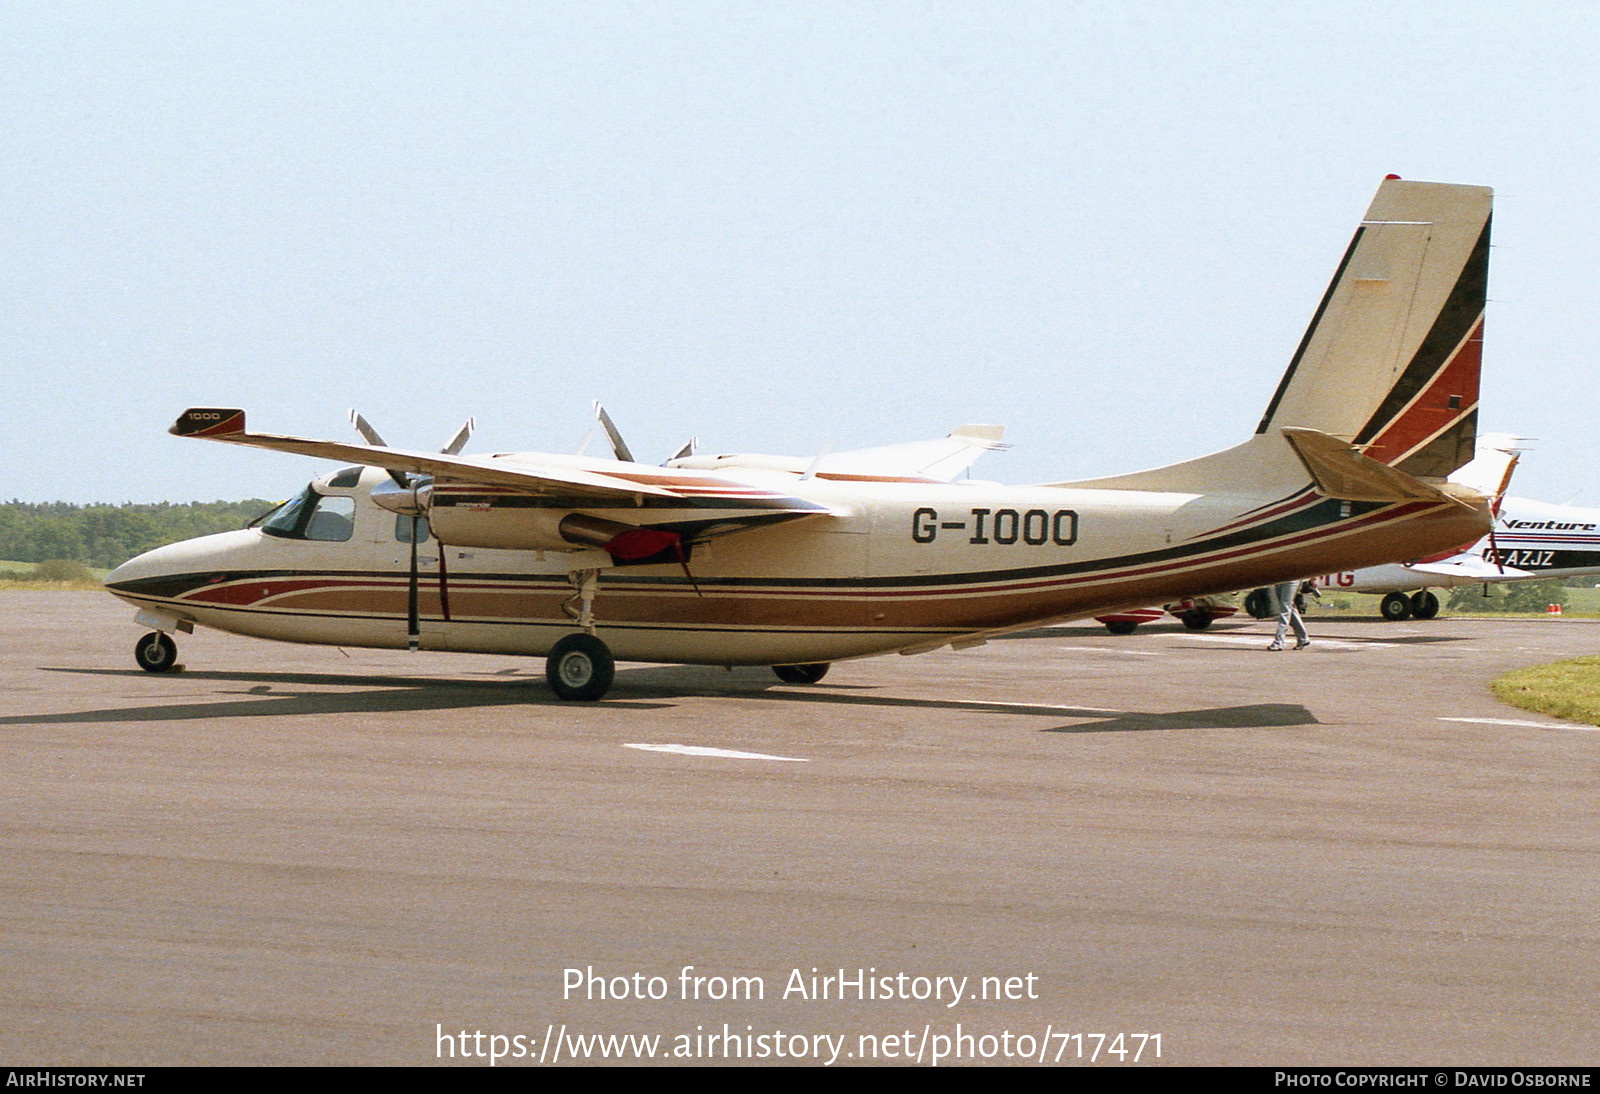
[
  {"x1": 593, "y1": 401, "x2": 635, "y2": 463},
  {"x1": 347, "y1": 410, "x2": 411, "y2": 489},
  {"x1": 349, "y1": 409, "x2": 389, "y2": 448},
  {"x1": 406, "y1": 516, "x2": 421, "y2": 651},
  {"x1": 436, "y1": 534, "x2": 451, "y2": 622},
  {"x1": 1487, "y1": 450, "x2": 1519, "y2": 574},
  {"x1": 441, "y1": 418, "x2": 475, "y2": 456}
]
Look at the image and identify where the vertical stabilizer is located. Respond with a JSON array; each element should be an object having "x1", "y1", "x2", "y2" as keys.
[{"x1": 1255, "y1": 178, "x2": 1491, "y2": 477}]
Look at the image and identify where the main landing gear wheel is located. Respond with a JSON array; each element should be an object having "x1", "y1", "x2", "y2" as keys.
[
  {"x1": 1179, "y1": 610, "x2": 1213, "y2": 631},
  {"x1": 134, "y1": 631, "x2": 178, "y2": 673},
  {"x1": 1410, "y1": 590, "x2": 1440, "y2": 619},
  {"x1": 546, "y1": 634, "x2": 615, "y2": 701},
  {"x1": 772, "y1": 662, "x2": 830, "y2": 684},
  {"x1": 1103, "y1": 620, "x2": 1139, "y2": 635},
  {"x1": 1243, "y1": 589, "x2": 1273, "y2": 619},
  {"x1": 1380, "y1": 592, "x2": 1413, "y2": 622}
]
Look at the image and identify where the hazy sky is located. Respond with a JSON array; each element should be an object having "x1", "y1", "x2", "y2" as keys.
[{"x1": 6, "y1": 1, "x2": 1599, "y2": 505}]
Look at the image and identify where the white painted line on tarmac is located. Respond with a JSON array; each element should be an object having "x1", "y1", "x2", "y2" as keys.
[
  {"x1": 1178, "y1": 634, "x2": 1394, "y2": 650},
  {"x1": 1056, "y1": 645, "x2": 1163, "y2": 657},
  {"x1": 1176, "y1": 634, "x2": 1282, "y2": 646},
  {"x1": 625, "y1": 743, "x2": 810, "y2": 762},
  {"x1": 976, "y1": 700, "x2": 1127, "y2": 713},
  {"x1": 1438, "y1": 717, "x2": 1599, "y2": 732}
]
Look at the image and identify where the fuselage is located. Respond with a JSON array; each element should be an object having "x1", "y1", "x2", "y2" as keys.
[{"x1": 105, "y1": 464, "x2": 1488, "y2": 666}]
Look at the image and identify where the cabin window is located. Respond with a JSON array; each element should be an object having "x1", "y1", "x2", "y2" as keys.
[
  {"x1": 394, "y1": 515, "x2": 432, "y2": 544},
  {"x1": 258, "y1": 487, "x2": 356, "y2": 542}
]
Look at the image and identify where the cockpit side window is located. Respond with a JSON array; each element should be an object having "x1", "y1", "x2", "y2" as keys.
[
  {"x1": 258, "y1": 487, "x2": 356, "y2": 542},
  {"x1": 306, "y1": 496, "x2": 356, "y2": 541}
]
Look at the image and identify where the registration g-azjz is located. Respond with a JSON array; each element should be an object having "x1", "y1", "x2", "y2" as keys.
[{"x1": 912, "y1": 507, "x2": 1079, "y2": 546}]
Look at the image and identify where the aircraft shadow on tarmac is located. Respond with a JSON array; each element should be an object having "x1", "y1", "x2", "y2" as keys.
[
  {"x1": 20, "y1": 665, "x2": 1316, "y2": 735},
  {"x1": 1039, "y1": 703, "x2": 1318, "y2": 733},
  {"x1": 611, "y1": 665, "x2": 1321, "y2": 732},
  {"x1": 20, "y1": 666, "x2": 675, "y2": 722},
  {"x1": 1002, "y1": 623, "x2": 1471, "y2": 646}
]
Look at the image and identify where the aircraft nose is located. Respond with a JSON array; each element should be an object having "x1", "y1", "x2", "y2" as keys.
[
  {"x1": 103, "y1": 542, "x2": 183, "y2": 589},
  {"x1": 103, "y1": 527, "x2": 260, "y2": 592}
]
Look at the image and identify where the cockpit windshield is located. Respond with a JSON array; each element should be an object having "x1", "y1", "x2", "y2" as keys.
[{"x1": 256, "y1": 486, "x2": 356, "y2": 542}]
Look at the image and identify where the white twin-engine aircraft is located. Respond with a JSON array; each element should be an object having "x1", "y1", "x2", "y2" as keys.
[
  {"x1": 106, "y1": 177, "x2": 1494, "y2": 700},
  {"x1": 1312, "y1": 495, "x2": 1600, "y2": 621}
]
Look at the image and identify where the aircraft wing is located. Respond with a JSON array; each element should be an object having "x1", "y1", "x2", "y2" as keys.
[
  {"x1": 1405, "y1": 555, "x2": 1534, "y2": 581},
  {"x1": 669, "y1": 424, "x2": 1008, "y2": 482},
  {"x1": 170, "y1": 408, "x2": 833, "y2": 516},
  {"x1": 822, "y1": 424, "x2": 1008, "y2": 481}
]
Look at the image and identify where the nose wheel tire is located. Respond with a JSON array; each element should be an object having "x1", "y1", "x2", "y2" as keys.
[
  {"x1": 772, "y1": 662, "x2": 830, "y2": 684},
  {"x1": 135, "y1": 632, "x2": 178, "y2": 673},
  {"x1": 1102, "y1": 620, "x2": 1139, "y2": 635},
  {"x1": 546, "y1": 634, "x2": 615, "y2": 701},
  {"x1": 1179, "y1": 610, "x2": 1213, "y2": 631}
]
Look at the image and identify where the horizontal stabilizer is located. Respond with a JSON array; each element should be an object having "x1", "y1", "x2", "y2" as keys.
[{"x1": 1281, "y1": 427, "x2": 1456, "y2": 504}]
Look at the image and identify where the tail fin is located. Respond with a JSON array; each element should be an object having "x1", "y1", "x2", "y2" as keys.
[
  {"x1": 1053, "y1": 177, "x2": 1491, "y2": 494},
  {"x1": 1255, "y1": 177, "x2": 1491, "y2": 477}
]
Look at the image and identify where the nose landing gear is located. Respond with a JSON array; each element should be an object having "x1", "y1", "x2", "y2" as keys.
[{"x1": 134, "y1": 631, "x2": 179, "y2": 673}]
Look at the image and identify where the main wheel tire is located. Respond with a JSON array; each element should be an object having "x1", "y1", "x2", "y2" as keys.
[
  {"x1": 1243, "y1": 589, "x2": 1272, "y2": 619},
  {"x1": 135, "y1": 632, "x2": 178, "y2": 673},
  {"x1": 772, "y1": 662, "x2": 830, "y2": 684},
  {"x1": 1179, "y1": 610, "x2": 1212, "y2": 631},
  {"x1": 545, "y1": 634, "x2": 615, "y2": 701},
  {"x1": 1411, "y1": 590, "x2": 1440, "y2": 619},
  {"x1": 1103, "y1": 620, "x2": 1138, "y2": 635},
  {"x1": 1380, "y1": 592, "x2": 1413, "y2": 622}
]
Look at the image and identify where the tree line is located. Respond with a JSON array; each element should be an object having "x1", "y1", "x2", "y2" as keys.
[{"x1": 0, "y1": 500, "x2": 276, "y2": 570}]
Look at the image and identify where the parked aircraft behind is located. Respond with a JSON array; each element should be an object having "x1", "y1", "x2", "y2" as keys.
[
  {"x1": 1297, "y1": 493, "x2": 1600, "y2": 620},
  {"x1": 105, "y1": 177, "x2": 1496, "y2": 700},
  {"x1": 1228, "y1": 434, "x2": 1600, "y2": 622}
]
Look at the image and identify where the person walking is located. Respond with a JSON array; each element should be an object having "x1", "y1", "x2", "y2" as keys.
[{"x1": 1267, "y1": 579, "x2": 1315, "y2": 650}]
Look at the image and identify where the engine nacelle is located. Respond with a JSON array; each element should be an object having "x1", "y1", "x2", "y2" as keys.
[{"x1": 372, "y1": 478, "x2": 682, "y2": 559}]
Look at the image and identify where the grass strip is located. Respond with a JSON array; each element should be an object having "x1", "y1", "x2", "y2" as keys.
[{"x1": 1492, "y1": 654, "x2": 1600, "y2": 726}]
